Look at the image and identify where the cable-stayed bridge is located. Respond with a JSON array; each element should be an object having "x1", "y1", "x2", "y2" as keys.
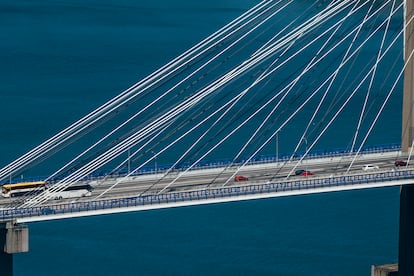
[
  {"x1": 0, "y1": 0, "x2": 407, "y2": 217},
  {"x1": 0, "y1": 145, "x2": 407, "y2": 222},
  {"x1": 0, "y1": 0, "x2": 412, "y2": 274}
]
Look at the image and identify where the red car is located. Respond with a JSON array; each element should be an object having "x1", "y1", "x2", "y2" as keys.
[
  {"x1": 234, "y1": 175, "x2": 248, "y2": 182},
  {"x1": 300, "y1": 171, "x2": 314, "y2": 176},
  {"x1": 395, "y1": 160, "x2": 408, "y2": 167}
]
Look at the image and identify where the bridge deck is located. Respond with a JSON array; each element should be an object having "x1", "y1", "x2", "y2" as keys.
[
  {"x1": 11, "y1": 174, "x2": 411, "y2": 223},
  {"x1": 2, "y1": 149, "x2": 412, "y2": 223}
]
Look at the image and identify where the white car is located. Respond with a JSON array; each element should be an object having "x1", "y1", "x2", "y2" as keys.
[{"x1": 362, "y1": 164, "x2": 379, "y2": 171}]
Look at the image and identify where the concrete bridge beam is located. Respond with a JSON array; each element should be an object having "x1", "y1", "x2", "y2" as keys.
[{"x1": 0, "y1": 220, "x2": 29, "y2": 276}]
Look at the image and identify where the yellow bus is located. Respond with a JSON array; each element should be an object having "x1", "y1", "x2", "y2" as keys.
[{"x1": 2, "y1": 181, "x2": 47, "y2": 198}]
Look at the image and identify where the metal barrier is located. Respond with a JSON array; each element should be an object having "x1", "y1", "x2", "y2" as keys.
[{"x1": 9, "y1": 143, "x2": 400, "y2": 185}]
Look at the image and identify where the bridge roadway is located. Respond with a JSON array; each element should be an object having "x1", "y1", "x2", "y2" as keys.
[
  {"x1": 1, "y1": 150, "x2": 413, "y2": 222},
  {"x1": 72, "y1": 150, "x2": 407, "y2": 198}
]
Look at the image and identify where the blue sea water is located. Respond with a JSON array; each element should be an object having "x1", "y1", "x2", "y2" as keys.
[{"x1": 0, "y1": 0, "x2": 401, "y2": 275}]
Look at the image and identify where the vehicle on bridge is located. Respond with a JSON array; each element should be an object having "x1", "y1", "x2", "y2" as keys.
[
  {"x1": 1, "y1": 181, "x2": 46, "y2": 198},
  {"x1": 47, "y1": 184, "x2": 94, "y2": 200},
  {"x1": 234, "y1": 175, "x2": 248, "y2": 182},
  {"x1": 300, "y1": 171, "x2": 314, "y2": 176},
  {"x1": 362, "y1": 164, "x2": 379, "y2": 171},
  {"x1": 295, "y1": 170, "x2": 313, "y2": 176},
  {"x1": 395, "y1": 160, "x2": 408, "y2": 167},
  {"x1": 295, "y1": 170, "x2": 305, "y2": 175},
  {"x1": 1, "y1": 181, "x2": 93, "y2": 200}
]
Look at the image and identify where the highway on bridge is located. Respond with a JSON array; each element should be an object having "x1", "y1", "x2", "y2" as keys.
[
  {"x1": 1, "y1": 149, "x2": 413, "y2": 223},
  {"x1": 88, "y1": 150, "x2": 407, "y2": 196},
  {"x1": 0, "y1": 150, "x2": 405, "y2": 208}
]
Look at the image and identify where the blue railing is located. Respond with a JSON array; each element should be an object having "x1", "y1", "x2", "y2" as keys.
[
  {"x1": 5, "y1": 143, "x2": 401, "y2": 185},
  {"x1": 62, "y1": 143, "x2": 402, "y2": 182},
  {"x1": 2, "y1": 167, "x2": 413, "y2": 221}
]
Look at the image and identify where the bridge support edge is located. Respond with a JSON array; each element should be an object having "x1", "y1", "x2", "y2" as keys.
[{"x1": 0, "y1": 219, "x2": 29, "y2": 276}]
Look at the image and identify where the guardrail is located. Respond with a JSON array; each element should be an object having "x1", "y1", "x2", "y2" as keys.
[
  {"x1": 6, "y1": 143, "x2": 401, "y2": 185},
  {"x1": 52, "y1": 143, "x2": 403, "y2": 183},
  {"x1": 100, "y1": 143, "x2": 401, "y2": 176},
  {"x1": 2, "y1": 167, "x2": 413, "y2": 221}
]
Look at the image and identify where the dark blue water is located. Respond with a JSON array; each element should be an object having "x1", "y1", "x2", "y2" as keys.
[{"x1": 0, "y1": 1, "x2": 400, "y2": 275}]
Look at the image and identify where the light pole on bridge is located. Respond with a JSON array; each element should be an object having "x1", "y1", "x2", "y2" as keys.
[
  {"x1": 276, "y1": 132, "x2": 279, "y2": 162},
  {"x1": 151, "y1": 151, "x2": 157, "y2": 172}
]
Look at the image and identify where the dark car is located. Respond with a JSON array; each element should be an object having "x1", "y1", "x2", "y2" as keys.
[
  {"x1": 234, "y1": 175, "x2": 248, "y2": 182},
  {"x1": 395, "y1": 160, "x2": 408, "y2": 167},
  {"x1": 295, "y1": 169, "x2": 305, "y2": 176}
]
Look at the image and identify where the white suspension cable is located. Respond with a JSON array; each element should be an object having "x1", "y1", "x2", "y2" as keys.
[
  {"x1": 350, "y1": 0, "x2": 397, "y2": 153},
  {"x1": 292, "y1": 0, "x2": 366, "y2": 156},
  {"x1": 154, "y1": 0, "x2": 367, "y2": 192},
  {"x1": 226, "y1": 3, "x2": 402, "y2": 181},
  {"x1": 347, "y1": 48, "x2": 414, "y2": 172},
  {"x1": 14, "y1": 0, "x2": 404, "y2": 208},
  {"x1": 0, "y1": 0, "x2": 275, "y2": 182},
  {"x1": 160, "y1": 0, "x2": 397, "y2": 189},
  {"x1": 44, "y1": 0, "x2": 287, "y2": 182},
  {"x1": 94, "y1": 91, "x2": 249, "y2": 199},
  {"x1": 287, "y1": 22, "x2": 405, "y2": 178}
]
